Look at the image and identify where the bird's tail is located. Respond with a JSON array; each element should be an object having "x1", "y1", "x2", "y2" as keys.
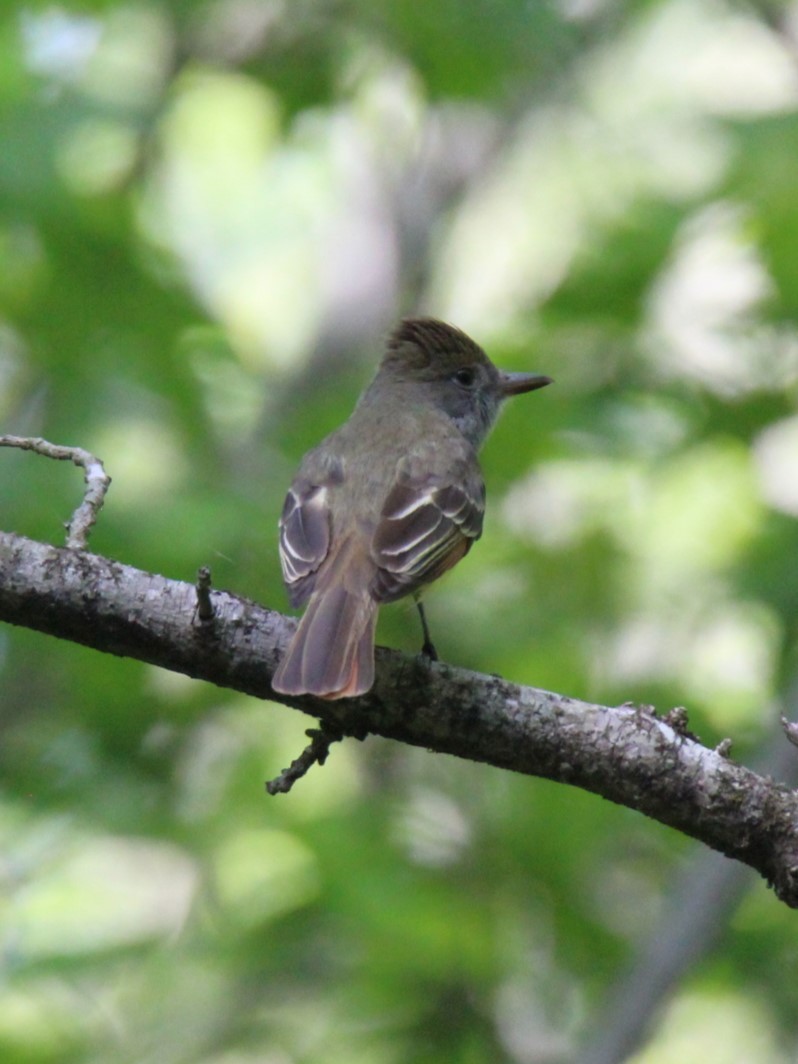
[{"x1": 272, "y1": 568, "x2": 378, "y2": 700}]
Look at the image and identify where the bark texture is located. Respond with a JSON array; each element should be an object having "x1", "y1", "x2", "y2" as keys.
[{"x1": 2, "y1": 529, "x2": 798, "y2": 906}]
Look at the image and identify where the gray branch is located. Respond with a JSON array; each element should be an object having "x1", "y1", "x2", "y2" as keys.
[
  {"x1": 1, "y1": 528, "x2": 798, "y2": 907},
  {"x1": 0, "y1": 435, "x2": 111, "y2": 548}
]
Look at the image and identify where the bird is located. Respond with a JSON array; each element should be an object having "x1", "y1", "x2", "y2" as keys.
[{"x1": 272, "y1": 317, "x2": 552, "y2": 699}]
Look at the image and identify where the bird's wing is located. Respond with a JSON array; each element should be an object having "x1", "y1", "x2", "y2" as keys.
[
  {"x1": 278, "y1": 476, "x2": 333, "y2": 607},
  {"x1": 371, "y1": 466, "x2": 485, "y2": 603}
]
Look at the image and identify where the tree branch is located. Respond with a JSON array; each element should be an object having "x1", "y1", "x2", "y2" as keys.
[
  {"x1": 579, "y1": 729, "x2": 798, "y2": 1064},
  {"x1": 0, "y1": 435, "x2": 111, "y2": 549},
  {"x1": 1, "y1": 529, "x2": 798, "y2": 906}
]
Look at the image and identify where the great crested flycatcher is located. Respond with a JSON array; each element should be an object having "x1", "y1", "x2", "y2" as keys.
[{"x1": 272, "y1": 317, "x2": 552, "y2": 699}]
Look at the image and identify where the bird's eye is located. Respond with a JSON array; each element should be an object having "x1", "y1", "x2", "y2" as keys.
[{"x1": 453, "y1": 367, "x2": 476, "y2": 388}]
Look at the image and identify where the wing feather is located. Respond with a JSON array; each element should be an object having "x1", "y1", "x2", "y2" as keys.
[
  {"x1": 371, "y1": 474, "x2": 484, "y2": 603},
  {"x1": 279, "y1": 481, "x2": 332, "y2": 607}
]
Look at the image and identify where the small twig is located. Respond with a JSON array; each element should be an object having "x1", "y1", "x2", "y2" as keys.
[
  {"x1": 663, "y1": 705, "x2": 700, "y2": 742},
  {"x1": 265, "y1": 723, "x2": 344, "y2": 795},
  {"x1": 195, "y1": 566, "x2": 215, "y2": 621},
  {"x1": 781, "y1": 716, "x2": 798, "y2": 750},
  {"x1": 0, "y1": 435, "x2": 111, "y2": 549}
]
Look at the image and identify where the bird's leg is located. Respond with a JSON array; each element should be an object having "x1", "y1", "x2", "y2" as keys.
[{"x1": 415, "y1": 598, "x2": 438, "y2": 661}]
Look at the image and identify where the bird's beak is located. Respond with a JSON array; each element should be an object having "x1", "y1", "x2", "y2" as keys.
[{"x1": 499, "y1": 371, "x2": 553, "y2": 397}]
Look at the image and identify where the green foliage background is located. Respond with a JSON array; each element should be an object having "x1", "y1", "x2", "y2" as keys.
[{"x1": 2, "y1": 1, "x2": 798, "y2": 1061}]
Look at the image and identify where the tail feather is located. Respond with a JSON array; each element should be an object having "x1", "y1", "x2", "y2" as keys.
[{"x1": 272, "y1": 583, "x2": 378, "y2": 699}]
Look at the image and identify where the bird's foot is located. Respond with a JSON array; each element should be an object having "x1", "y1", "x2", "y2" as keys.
[{"x1": 420, "y1": 638, "x2": 439, "y2": 662}]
